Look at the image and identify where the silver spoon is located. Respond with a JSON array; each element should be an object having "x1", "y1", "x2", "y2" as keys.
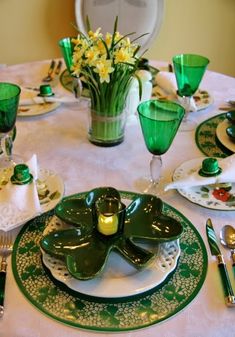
[{"x1": 220, "y1": 225, "x2": 235, "y2": 276}]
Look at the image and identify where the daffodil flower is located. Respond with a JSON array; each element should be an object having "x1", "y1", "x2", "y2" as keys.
[
  {"x1": 94, "y1": 58, "x2": 114, "y2": 83},
  {"x1": 114, "y1": 47, "x2": 135, "y2": 64},
  {"x1": 88, "y1": 27, "x2": 103, "y2": 41}
]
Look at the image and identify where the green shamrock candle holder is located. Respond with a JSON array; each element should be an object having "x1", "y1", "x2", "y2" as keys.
[{"x1": 40, "y1": 187, "x2": 183, "y2": 280}]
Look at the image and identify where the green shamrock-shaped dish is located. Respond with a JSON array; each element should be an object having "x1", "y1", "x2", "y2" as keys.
[{"x1": 40, "y1": 187, "x2": 183, "y2": 280}]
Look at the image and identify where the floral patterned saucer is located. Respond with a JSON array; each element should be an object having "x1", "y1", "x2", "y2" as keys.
[
  {"x1": 173, "y1": 157, "x2": 235, "y2": 210},
  {"x1": 12, "y1": 190, "x2": 208, "y2": 332}
]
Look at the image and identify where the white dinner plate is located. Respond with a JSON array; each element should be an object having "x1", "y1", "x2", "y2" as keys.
[
  {"x1": 0, "y1": 167, "x2": 64, "y2": 231},
  {"x1": 75, "y1": 0, "x2": 164, "y2": 54},
  {"x1": 42, "y1": 211, "x2": 180, "y2": 298},
  {"x1": 173, "y1": 157, "x2": 235, "y2": 211},
  {"x1": 17, "y1": 102, "x2": 61, "y2": 117},
  {"x1": 216, "y1": 119, "x2": 235, "y2": 153}
]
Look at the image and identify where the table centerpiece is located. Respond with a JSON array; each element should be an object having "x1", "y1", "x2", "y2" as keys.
[{"x1": 71, "y1": 17, "x2": 146, "y2": 146}]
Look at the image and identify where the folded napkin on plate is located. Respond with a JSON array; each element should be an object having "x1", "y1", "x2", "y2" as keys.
[
  {"x1": 19, "y1": 88, "x2": 78, "y2": 106},
  {"x1": 154, "y1": 71, "x2": 197, "y2": 112},
  {"x1": 0, "y1": 154, "x2": 41, "y2": 231},
  {"x1": 165, "y1": 154, "x2": 235, "y2": 191}
]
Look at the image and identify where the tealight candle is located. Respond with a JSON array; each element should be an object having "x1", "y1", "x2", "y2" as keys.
[
  {"x1": 97, "y1": 213, "x2": 119, "y2": 236},
  {"x1": 94, "y1": 196, "x2": 126, "y2": 236}
]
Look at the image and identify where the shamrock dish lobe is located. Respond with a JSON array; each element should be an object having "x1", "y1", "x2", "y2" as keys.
[{"x1": 40, "y1": 187, "x2": 183, "y2": 280}]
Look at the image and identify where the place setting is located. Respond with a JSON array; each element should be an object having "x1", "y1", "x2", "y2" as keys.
[
  {"x1": 0, "y1": 82, "x2": 64, "y2": 232},
  {"x1": 166, "y1": 155, "x2": 235, "y2": 211},
  {"x1": 11, "y1": 186, "x2": 208, "y2": 332},
  {"x1": 17, "y1": 59, "x2": 80, "y2": 118}
]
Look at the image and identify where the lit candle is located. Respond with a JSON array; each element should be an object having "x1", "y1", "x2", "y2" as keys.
[{"x1": 97, "y1": 213, "x2": 118, "y2": 236}]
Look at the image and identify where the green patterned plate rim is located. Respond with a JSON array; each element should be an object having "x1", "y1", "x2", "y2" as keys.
[
  {"x1": 12, "y1": 190, "x2": 208, "y2": 332},
  {"x1": 195, "y1": 113, "x2": 233, "y2": 158}
]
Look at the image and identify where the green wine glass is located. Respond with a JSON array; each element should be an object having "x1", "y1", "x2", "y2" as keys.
[
  {"x1": 137, "y1": 99, "x2": 185, "y2": 195},
  {"x1": 58, "y1": 37, "x2": 82, "y2": 98},
  {"x1": 0, "y1": 82, "x2": 21, "y2": 168},
  {"x1": 172, "y1": 53, "x2": 209, "y2": 132}
]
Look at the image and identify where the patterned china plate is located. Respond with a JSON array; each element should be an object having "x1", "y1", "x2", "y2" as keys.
[
  {"x1": 18, "y1": 102, "x2": 61, "y2": 117},
  {"x1": 0, "y1": 167, "x2": 64, "y2": 231},
  {"x1": 216, "y1": 119, "x2": 235, "y2": 153},
  {"x1": 195, "y1": 113, "x2": 233, "y2": 158},
  {"x1": 173, "y1": 157, "x2": 235, "y2": 211},
  {"x1": 41, "y1": 211, "x2": 180, "y2": 298},
  {"x1": 12, "y1": 190, "x2": 208, "y2": 332}
]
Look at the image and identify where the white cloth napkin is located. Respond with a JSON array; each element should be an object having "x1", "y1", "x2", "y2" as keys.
[
  {"x1": 126, "y1": 70, "x2": 152, "y2": 116},
  {"x1": 154, "y1": 71, "x2": 197, "y2": 112},
  {"x1": 0, "y1": 154, "x2": 41, "y2": 231},
  {"x1": 19, "y1": 88, "x2": 78, "y2": 106},
  {"x1": 165, "y1": 154, "x2": 235, "y2": 191}
]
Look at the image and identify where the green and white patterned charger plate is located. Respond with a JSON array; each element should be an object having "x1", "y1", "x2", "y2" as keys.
[
  {"x1": 12, "y1": 190, "x2": 208, "y2": 332},
  {"x1": 195, "y1": 113, "x2": 233, "y2": 158}
]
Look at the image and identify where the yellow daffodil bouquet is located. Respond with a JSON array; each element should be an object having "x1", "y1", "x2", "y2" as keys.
[
  {"x1": 71, "y1": 17, "x2": 146, "y2": 146},
  {"x1": 71, "y1": 17, "x2": 145, "y2": 113}
]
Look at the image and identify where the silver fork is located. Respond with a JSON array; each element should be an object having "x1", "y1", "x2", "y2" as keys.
[
  {"x1": 0, "y1": 232, "x2": 13, "y2": 318},
  {"x1": 42, "y1": 60, "x2": 56, "y2": 82}
]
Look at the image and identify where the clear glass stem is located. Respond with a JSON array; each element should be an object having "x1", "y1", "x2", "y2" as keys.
[
  {"x1": 5, "y1": 134, "x2": 13, "y2": 158},
  {"x1": 150, "y1": 155, "x2": 162, "y2": 184},
  {"x1": 179, "y1": 96, "x2": 197, "y2": 132},
  {"x1": 182, "y1": 96, "x2": 191, "y2": 122}
]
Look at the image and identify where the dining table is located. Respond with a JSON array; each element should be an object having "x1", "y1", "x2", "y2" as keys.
[{"x1": 0, "y1": 58, "x2": 235, "y2": 337}]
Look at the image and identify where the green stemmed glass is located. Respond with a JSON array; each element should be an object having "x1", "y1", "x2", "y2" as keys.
[
  {"x1": 137, "y1": 99, "x2": 185, "y2": 195},
  {"x1": 172, "y1": 53, "x2": 209, "y2": 132},
  {"x1": 0, "y1": 82, "x2": 21, "y2": 168},
  {"x1": 58, "y1": 37, "x2": 82, "y2": 98}
]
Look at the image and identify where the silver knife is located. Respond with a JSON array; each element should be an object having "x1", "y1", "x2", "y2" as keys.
[
  {"x1": 50, "y1": 60, "x2": 63, "y2": 87},
  {"x1": 206, "y1": 218, "x2": 235, "y2": 306}
]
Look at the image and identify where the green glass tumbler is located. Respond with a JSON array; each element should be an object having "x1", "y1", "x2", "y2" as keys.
[
  {"x1": 137, "y1": 99, "x2": 185, "y2": 195},
  {"x1": 0, "y1": 82, "x2": 21, "y2": 168},
  {"x1": 172, "y1": 53, "x2": 209, "y2": 132}
]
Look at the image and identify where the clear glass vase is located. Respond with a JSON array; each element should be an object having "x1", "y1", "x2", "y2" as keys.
[{"x1": 88, "y1": 107, "x2": 127, "y2": 147}]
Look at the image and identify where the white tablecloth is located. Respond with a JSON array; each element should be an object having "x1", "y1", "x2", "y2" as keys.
[{"x1": 0, "y1": 59, "x2": 235, "y2": 337}]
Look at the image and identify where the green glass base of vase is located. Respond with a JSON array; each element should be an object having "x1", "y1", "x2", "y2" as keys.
[{"x1": 88, "y1": 136, "x2": 124, "y2": 147}]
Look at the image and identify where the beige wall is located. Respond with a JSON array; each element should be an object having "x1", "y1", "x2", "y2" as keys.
[{"x1": 0, "y1": 0, "x2": 235, "y2": 76}]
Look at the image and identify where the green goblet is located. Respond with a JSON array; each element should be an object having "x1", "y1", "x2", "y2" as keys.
[
  {"x1": 137, "y1": 99, "x2": 185, "y2": 195},
  {"x1": 58, "y1": 37, "x2": 82, "y2": 98},
  {"x1": 172, "y1": 53, "x2": 209, "y2": 132},
  {"x1": 0, "y1": 82, "x2": 21, "y2": 168}
]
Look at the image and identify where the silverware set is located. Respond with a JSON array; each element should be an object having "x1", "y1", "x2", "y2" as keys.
[
  {"x1": 0, "y1": 232, "x2": 13, "y2": 317},
  {"x1": 206, "y1": 219, "x2": 235, "y2": 307},
  {"x1": 42, "y1": 59, "x2": 63, "y2": 83}
]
